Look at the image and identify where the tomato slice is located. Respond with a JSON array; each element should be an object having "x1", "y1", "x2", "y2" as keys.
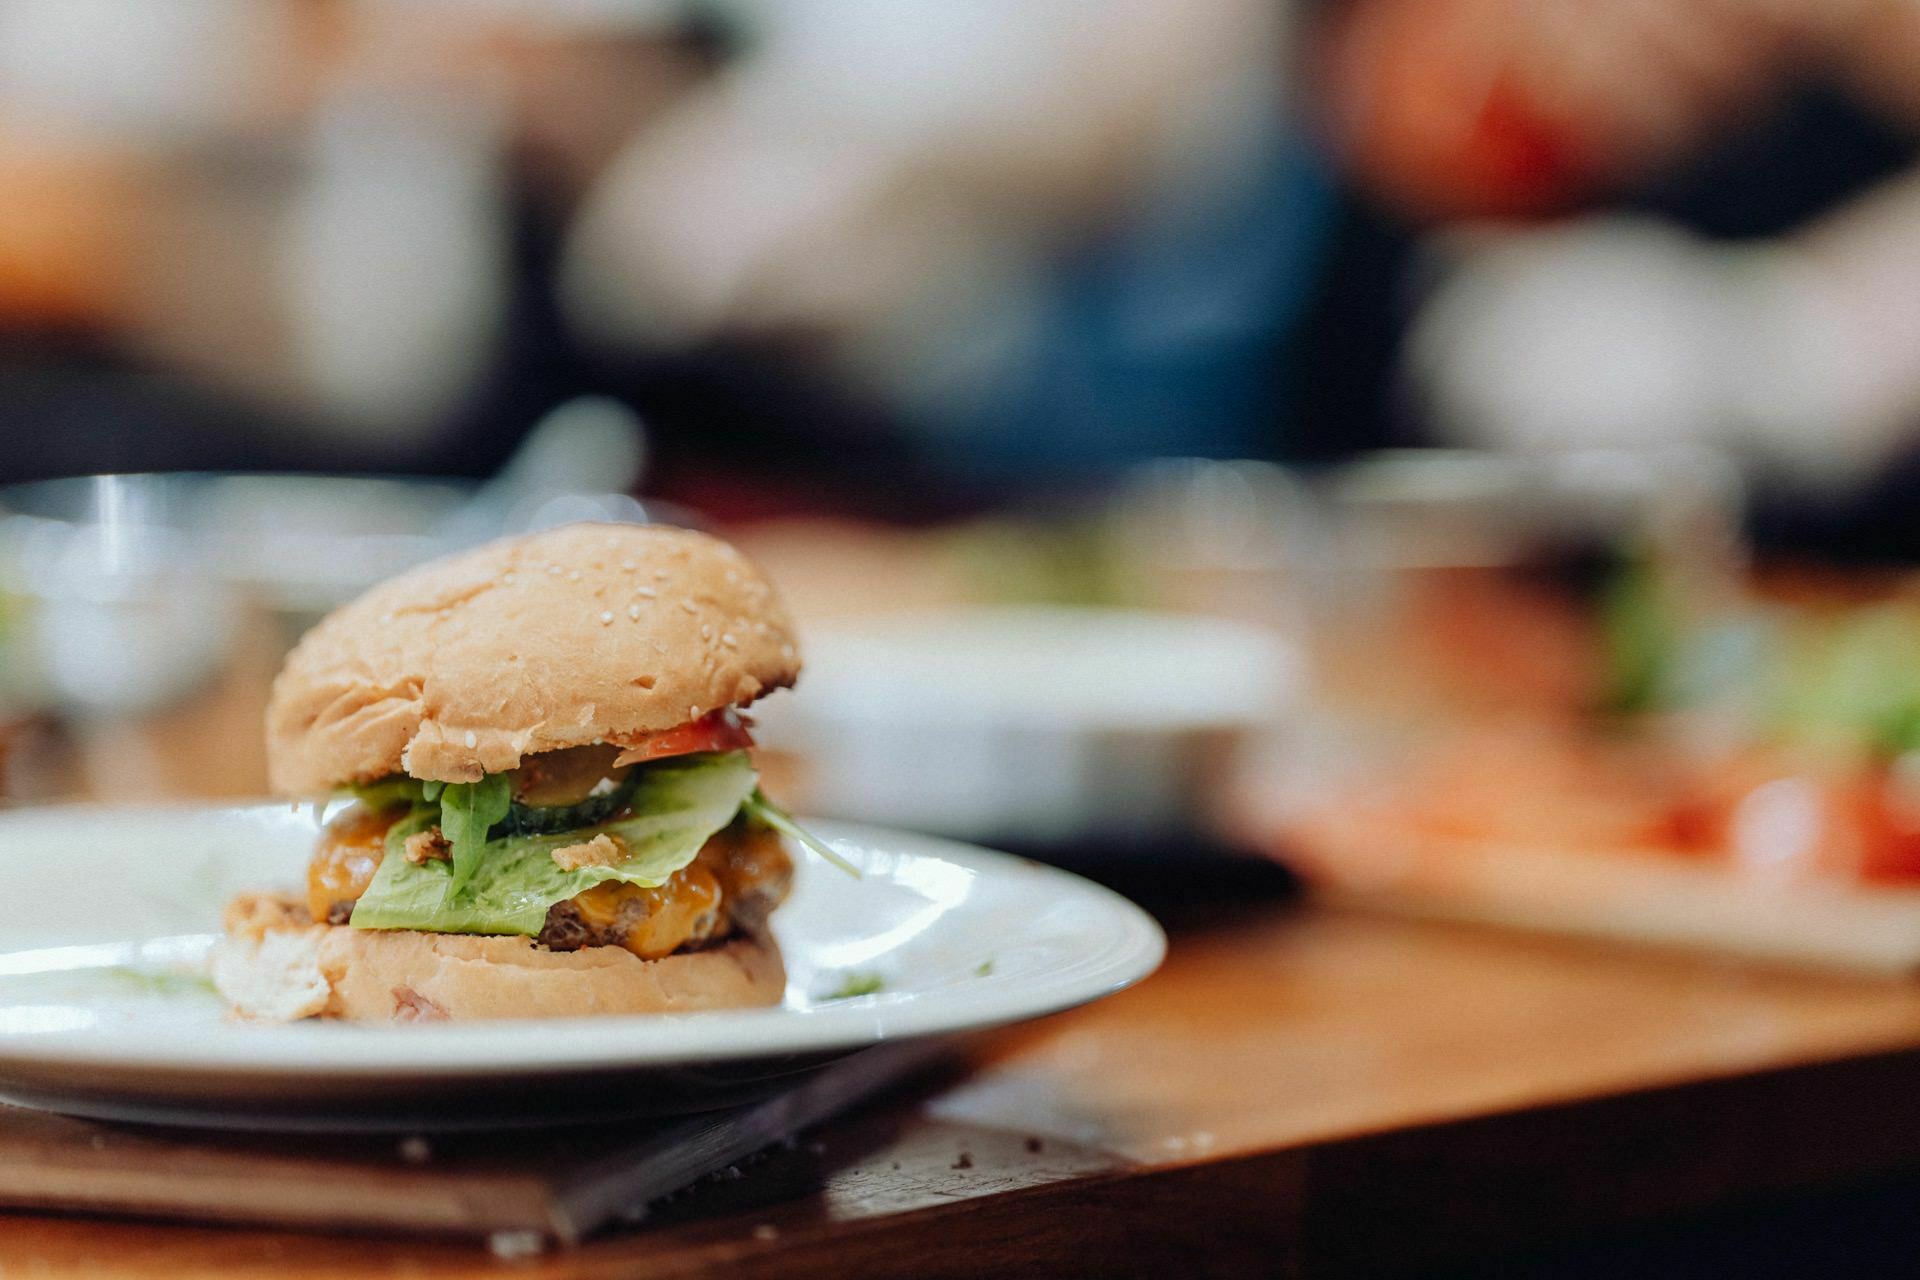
[{"x1": 611, "y1": 709, "x2": 755, "y2": 765}]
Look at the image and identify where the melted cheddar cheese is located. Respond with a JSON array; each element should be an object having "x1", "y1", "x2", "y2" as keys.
[{"x1": 307, "y1": 804, "x2": 396, "y2": 924}]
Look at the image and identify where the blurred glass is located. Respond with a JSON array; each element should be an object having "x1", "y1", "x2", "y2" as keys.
[
  {"x1": 1106, "y1": 458, "x2": 1321, "y2": 642},
  {"x1": 1312, "y1": 446, "x2": 1747, "y2": 720},
  {"x1": 0, "y1": 434, "x2": 668, "y2": 802}
]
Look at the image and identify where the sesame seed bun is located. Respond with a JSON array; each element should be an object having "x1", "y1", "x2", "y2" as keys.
[
  {"x1": 266, "y1": 523, "x2": 800, "y2": 796},
  {"x1": 212, "y1": 895, "x2": 785, "y2": 1021}
]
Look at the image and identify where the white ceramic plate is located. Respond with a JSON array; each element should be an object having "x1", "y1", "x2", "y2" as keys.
[{"x1": 0, "y1": 804, "x2": 1163, "y2": 1129}]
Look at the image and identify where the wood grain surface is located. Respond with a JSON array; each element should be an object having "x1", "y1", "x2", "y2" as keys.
[{"x1": 13, "y1": 904, "x2": 1920, "y2": 1276}]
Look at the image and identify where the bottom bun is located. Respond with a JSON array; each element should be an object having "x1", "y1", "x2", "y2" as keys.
[{"x1": 212, "y1": 893, "x2": 785, "y2": 1022}]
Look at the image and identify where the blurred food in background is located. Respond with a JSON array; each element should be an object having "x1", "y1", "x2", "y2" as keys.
[
  {"x1": 0, "y1": 0, "x2": 1914, "y2": 904},
  {"x1": 1248, "y1": 451, "x2": 1920, "y2": 970}
]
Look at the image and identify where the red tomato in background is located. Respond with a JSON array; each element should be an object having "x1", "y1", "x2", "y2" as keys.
[
  {"x1": 1660, "y1": 752, "x2": 1920, "y2": 884},
  {"x1": 1857, "y1": 767, "x2": 1920, "y2": 883}
]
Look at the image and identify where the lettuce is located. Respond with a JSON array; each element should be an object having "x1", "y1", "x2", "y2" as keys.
[
  {"x1": 436, "y1": 774, "x2": 513, "y2": 894},
  {"x1": 349, "y1": 751, "x2": 758, "y2": 936}
]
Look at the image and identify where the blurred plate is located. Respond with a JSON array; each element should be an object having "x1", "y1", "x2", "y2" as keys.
[{"x1": 0, "y1": 805, "x2": 1162, "y2": 1130}]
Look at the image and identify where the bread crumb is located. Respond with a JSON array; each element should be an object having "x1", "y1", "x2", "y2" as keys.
[
  {"x1": 550, "y1": 832, "x2": 627, "y2": 871},
  {"x1": 405, "y1": 828, "x2": 452, "y2": 864}
]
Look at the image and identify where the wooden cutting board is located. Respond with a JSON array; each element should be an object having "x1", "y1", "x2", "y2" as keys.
[
  {"x1": 0, "y1": 1041, "x2": 946, "y2": 1248},
  {"x1": 1285, "y1": 818, "x2": 1920, "y2": 973}
]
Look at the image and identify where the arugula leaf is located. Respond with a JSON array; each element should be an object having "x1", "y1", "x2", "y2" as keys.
[
  {"x1": 742, "y1": 789, "x2": 860, "y2": 877},
  {"x1": 350, "y1": 751, "x2": 758, "y2": 936},
  {"x1": 437, "y1": 774, "x2": 514, "y2": 894}
]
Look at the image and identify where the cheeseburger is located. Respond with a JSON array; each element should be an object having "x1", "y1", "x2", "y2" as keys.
[{"x1": 214, "y1": 522, "x2": 837, "y2": 1021}]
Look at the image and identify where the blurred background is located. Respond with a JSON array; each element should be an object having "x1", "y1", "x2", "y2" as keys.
[{"x1": 4, "y1": 0, "x2": 1920, "y2": 899}]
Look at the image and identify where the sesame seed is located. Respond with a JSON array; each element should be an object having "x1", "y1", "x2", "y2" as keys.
[
  {"x1": 700, "y1": 624, "x2": 713, "y2": 640},
  {"x1": 502, "y1": 572, "x2": 516, "y2": 584},
  {"x1": 689, "y1": 705, "x2": 700, "y2": 718},
  {"x1": 679, "y1": 600, "x2": 698, "y2": 614},
  {"x1": 725, "y1": 569, "x2": 739, "y2": 584},
  {"x1": 627, "y1": 604, "x2": 642, "y2": 620},
  {"x1": 636, "y1": 587, "x2": 656, "y2": 599},
  {"x1": 651, "y1": 640, "x2": 667, "y2": 654},
  {"x1": 722, "y1": 633, "x2": 737, "y2": 648},
  {"x1": 599, "y1": 611, "x2": 613, "y2": 625},
  {"x1": 568, "y1": 570, "x2": 581, "y2": 582},
  {"x1": 654, "y1": 569, "x2": 669, "y2": 580},
  {"x1": 547, "y1": 564, "x2": 561, "y2": 576},
  {"x1": 464, "y1": 731, "x2": 477, "y2": 748},
  {"x1": 621, "y1": 560, "x2": 635, "y2": 571}
]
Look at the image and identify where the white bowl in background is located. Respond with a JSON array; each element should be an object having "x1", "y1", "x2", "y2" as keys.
[{"x1": 757, "y1": 607, "x2": 1299, "y2": 849}]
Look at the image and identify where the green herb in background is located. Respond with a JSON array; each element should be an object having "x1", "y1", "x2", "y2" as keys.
[
  {"x1": 1598, "y1": 545, "x2": 1920, "y2": 762},
  {"x1": 943, "y1": 518, "x2": 1139, "y2": 609},
  {"x1": 1599, "y1": 545, "x2": 1683, "y2": 717},
  {"x1": 1765, "y1": 605, "x2": 1920, "y2": 758}
]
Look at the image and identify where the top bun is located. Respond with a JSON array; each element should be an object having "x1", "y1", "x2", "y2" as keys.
[{"x1": 266, "y1": 523, "x2": 798, "y2": 796}]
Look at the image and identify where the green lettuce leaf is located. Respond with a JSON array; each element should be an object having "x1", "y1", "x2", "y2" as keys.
[{"x1": 350, "y1": 751, "x2": 759, "y2": 936}]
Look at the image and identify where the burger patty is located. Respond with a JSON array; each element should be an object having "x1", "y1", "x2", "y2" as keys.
[{"x1": 307, "y1": 806, "x2": 793, "y2": 960}]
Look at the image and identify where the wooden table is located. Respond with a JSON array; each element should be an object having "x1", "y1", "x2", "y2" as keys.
[{"x1": 15, "y1": 902, "x2": 1920, "y2": 1277}]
